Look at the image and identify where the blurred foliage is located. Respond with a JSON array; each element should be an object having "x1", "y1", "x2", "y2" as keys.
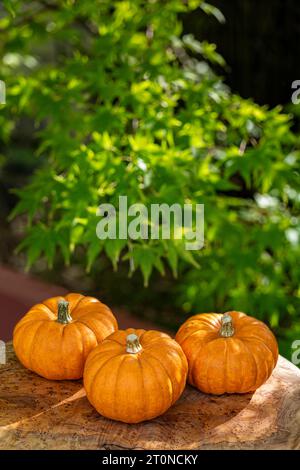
[{"x1": 0, "y1": 0, "x2": 300, "y2": 358}]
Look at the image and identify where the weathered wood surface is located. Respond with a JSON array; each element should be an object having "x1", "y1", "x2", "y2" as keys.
[{"x1": 1, "y1": 342, "x2": 300, "y2": 450}]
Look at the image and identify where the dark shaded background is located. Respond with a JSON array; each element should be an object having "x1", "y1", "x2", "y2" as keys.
[{"x1": 184, "y1": 0, "x2": 300, "y2": 107}]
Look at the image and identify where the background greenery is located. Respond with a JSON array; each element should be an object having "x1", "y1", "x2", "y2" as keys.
[{"x1": 0, "y1": 0, "x2": 299, "y2": 360}]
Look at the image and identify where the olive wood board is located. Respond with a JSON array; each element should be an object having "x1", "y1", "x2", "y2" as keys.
[{"x1": 1, "y1": 342, "x2": 300, "y2": 450}]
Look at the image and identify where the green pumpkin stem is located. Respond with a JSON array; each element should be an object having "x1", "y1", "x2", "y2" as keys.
[
  {"x1": 219, "y1": 312, "x2": 235, "y2": 337},
  {"x1": 57, "y1": 300, "x2": 72, "y2": 324},
  {"x1": 126, "y1": 334, "x2": 142, "y2": 354}
]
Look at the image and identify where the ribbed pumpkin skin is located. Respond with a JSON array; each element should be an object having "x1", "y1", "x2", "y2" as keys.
[
  {"x1": 13, "y1": 293, "x2": 118, "y2": 380},
  {"x1": 83, "y1": 328, "x2": 188, "y2": 423},
  {"x1": 175, "y1": 311, "x2": 278, "y2": 395}
]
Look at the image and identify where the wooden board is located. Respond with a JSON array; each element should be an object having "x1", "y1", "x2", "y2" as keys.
[{"x1": 1, "y1": 342, "x2": 300, "y2": 450}]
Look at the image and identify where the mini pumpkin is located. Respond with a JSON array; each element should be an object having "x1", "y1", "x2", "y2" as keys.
[
  {"x1": 175, "y1": 311, "x2": 278, "y2": 395},
  {"x1": 83, "y1": 328, "x2": 188, "y2": 423},
  {"x1": 13, "y1": 293, "x2": 118, "y2": 380}
]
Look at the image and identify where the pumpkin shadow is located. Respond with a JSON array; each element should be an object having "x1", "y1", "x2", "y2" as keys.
[
  {"x1": 77, "y1": 385, "x2": 254, "y2": 450},
  {"x1": 109, "y1": 385, "x2": 254, "y2": 450},
  {"x1": 0, "y1": 344, "x2": 84, "y2": 428}
]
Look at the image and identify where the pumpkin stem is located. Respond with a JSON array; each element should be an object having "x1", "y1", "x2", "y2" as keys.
[
  {"x1": 126, "y1": 334, "x2": 142, "y2": 354},
  {"x1": 219, "y1": 312, "x2": 235, "y2": 337},
  {"x1": 57, "y1": 300, "x2": 72, "y2": 324}
]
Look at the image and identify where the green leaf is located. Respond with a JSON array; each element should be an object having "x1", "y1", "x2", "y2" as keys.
[
  {"x1": 164, "y1": 241, "x2": 178, "y2": 277},
  {"x1": 86, "y1": 240, "x2": 103, "y2": 272},
  {"x1": 104, "y1": 238, "x2": 128, "y2": 271},
  {"x1": 200, "y1": 2, "x2": 226, "y2": 23},
  {"x1": 3, "y1": 0, "x2": 17, "y2": 18}
]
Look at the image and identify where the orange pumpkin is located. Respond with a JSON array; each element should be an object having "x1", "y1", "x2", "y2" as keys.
[
  {"x1": 83, "y1": 328, "x2": 188, "y2": 423},
  {"x1": 175, "y1": 311, "x2": 278, "y2": 395},
  {"x1": 13, "y1": 293, "x2": 117, "y2": 380}
]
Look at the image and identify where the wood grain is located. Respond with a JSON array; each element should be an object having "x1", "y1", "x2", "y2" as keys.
[{"x1": 1, "y1": 342, "x2": 300, "y2": 450}]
